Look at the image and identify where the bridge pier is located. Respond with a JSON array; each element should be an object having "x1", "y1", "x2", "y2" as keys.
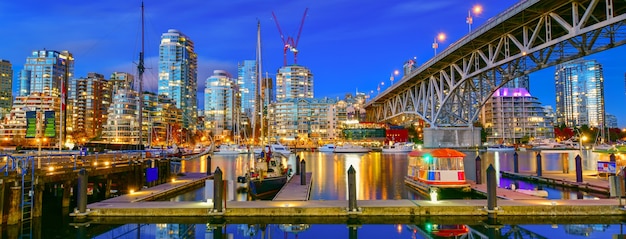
[
  {"x1": 423, "y1": 127, "x2": 481, "y2": 148},
  {"x1": 32, "y1": 183, "x2": 44, "y2": 218},
  {"x1": 7, "y1": 186, "x2": 21, "y2": 225},
  {"x1": 62, "y1": 180, "x2": 72, "y2": 208}
]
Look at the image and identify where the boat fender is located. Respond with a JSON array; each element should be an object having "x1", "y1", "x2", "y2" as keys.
[{"x1": 510, "y1": 184, "x2": 516, "y2": 191}]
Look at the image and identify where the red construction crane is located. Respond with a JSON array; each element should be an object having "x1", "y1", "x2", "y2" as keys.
[{"x1": 272, "y1": 8, "x2": 308, "y2": 66}]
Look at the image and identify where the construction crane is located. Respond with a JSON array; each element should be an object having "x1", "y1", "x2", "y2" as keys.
[{"x1": 272, "y1": 8, "x2": 308, "y2": 66}]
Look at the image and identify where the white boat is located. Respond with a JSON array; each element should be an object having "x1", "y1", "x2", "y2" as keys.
[
  {"x1": 381, "y1": 142, "x2": 414, "y2": 153},
  {"x1": 317, "y1": 144, "x2": 336, "y2": 152},
  {"x1": 486, "y1": 144, "x2": 515, "y2": 151},
  {"x1": 253, "y1": 142, "x2": 292, "y2": 156},
  {"x1": 529, "y1": 138, "x2": 576, "y2": 150},
  {"x1": 334, "y1": 143, "x2": 370, "y2": 153},
  {"x1": 593, "y1": 144, "x2": 615, "y2": 151},
  {"x1": 214, "y1": 144, "x2": 243, "y2": 155}
]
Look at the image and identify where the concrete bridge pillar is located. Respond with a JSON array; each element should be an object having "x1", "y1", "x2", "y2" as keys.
[
  {"x1": 104, "y1": 176, "x2": 112, "y2": 199},
  {"x1": 423, "y1": 127, "x2": 481, "y2": 148},
  {"x1": 7, "y1": 186, "x2": 21, "y2": 225}
]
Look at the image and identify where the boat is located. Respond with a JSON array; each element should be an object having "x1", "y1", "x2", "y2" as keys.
[
  {"x1": 405, "y1": 148, "x2": 470, "y2": 193},
  {"x1": 213, "y1": 144, "x2": 243, "y2": 155},
  {"x1": 507, "y1": 184, "x2": 548, "y2": 197},
  {"x1": 333, "y1": 143, "x2": 370, "y2": 153},
  {"x1": 381, "y1": 142, "x2": 414, "y2": 153},
  {"x1": 253, "y1": 142, "x2": 292, "y2": 156},
  {"x1": 528, "y1": 138, "x2": 576, "y2": 150},
  {"x1": 317, "y1": 144, "x2": 335, "y2": 152},
  {"x1": 246, "y1": 153, "x2": 292, "y2": 200},
  {"x1": 486, "y1": 144, "x2": 515, "y2": 151}
]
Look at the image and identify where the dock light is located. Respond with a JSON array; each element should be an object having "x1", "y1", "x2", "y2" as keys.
[
  {"x1": 93, "y1": 162, "x2": 98, "y2": 166},
  {"x1": 283, "y1": 203, "x2": 291, "y2": 207},
  {"x1": 104, "y1": 161, "x2": 110, "y2": 166},
  {"x1": 171, "y1": 178, "x2": 176, "y2": 183},
  {"x1": 130, "y1": 189, "x2": 135, "y2": 194},
  {"x1": 430, "y1": 189, "x2": 438, "y2": 202},
  {"x1": 48, "y1": 166, "x2": 54, "y2": 172},
  {"x1": 206, "y1": 199, "x2": 213, "y2": 206}
]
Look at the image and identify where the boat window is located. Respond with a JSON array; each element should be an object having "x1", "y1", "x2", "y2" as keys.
[{"x1": 270, "y1": 161, "x2": 277, "y2": 167}]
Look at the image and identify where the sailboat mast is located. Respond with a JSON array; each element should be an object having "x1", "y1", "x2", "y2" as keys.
[
  {"x1": 137, "y1": 2, "x2": 145, "y2": 149},
  {"x1": 256, "y1": 20, "x2": 264, "y2": 145}
]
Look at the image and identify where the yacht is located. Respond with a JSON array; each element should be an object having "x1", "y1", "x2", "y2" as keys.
[
  {"x1": 253, "y1": 142, "x2": 292, "y2": 156},
  {"x1": 317, "y1": 144, "x2": 336, "y2": 152},
  {"x1": 214, "y1": 144, "x2": 244, "y2": 155},
  {"x1": 334, "y1": 143, "x2": 370, "y2": 153},
  {"x1": 381, "y1": 142, "x2": 414, "y2": 153},
  {"x1": 486, "y1": 144, "x2": 515, "y2": 151}
]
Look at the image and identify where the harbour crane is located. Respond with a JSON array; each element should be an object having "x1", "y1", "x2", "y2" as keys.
[{"x1": 272, "y1": 8, "x2": 308, "y2": 66}]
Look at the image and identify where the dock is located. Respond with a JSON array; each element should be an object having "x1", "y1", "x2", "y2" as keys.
[
  {"x1": 501, "y1": 170, "x2": 610, "y2": 194},
  {"x1": 469, "y1": 180, "x2": 541, "y2": 200},
  {"x1": 273, "y1": 172, "x2": 313, "y2": 201}
]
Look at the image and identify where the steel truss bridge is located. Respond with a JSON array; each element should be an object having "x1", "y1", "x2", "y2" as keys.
[{"x1": 365, "y1": 0, "x2": 626, "y2": 136}]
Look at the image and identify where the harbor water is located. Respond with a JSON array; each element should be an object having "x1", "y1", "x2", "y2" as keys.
[{"x1": 29, "y1": 150, "x2": 626, "y2": 238}]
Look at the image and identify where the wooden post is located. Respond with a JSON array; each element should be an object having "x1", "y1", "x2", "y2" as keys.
[
  {"x1": 213, "y1": 167, "x2": 223, "y2": 212},
  {"x1": 348, "y1": 165, "x2": 357, "y2": 212},
  {"x1": 487, "y1": 164, "x2": 497, "y2": 219}
]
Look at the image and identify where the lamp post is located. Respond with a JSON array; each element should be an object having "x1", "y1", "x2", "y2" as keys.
[
  {"x1": 390, "y1": 70, "x2": 399, "y2": 85},
  {"x1": 432, "y1": 33, "x2": 446, "y2": 56},
  {"x1": 466, "y1": 5, "x2": 483, "y2": 33},
  {"x1": 377, "y1": 81, "x2": 385, "y2": 94}
]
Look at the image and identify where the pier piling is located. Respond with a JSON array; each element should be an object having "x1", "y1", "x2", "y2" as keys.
[
  {"x1": 206, "y1": 156, "x2": 212, "y2": 176},
  {"x1": 300, "y1": 159, "x2": 306, "y2": 185},
  {"x1": 475, "y1": 156, "x2": 482, "y2": 184},
  {"x1": 296, "y1": 155, "x2": 301, "y2": 175},
  {"x1": 487, "y1": 164, "x2": 497, "y2": 219},
  {"x1": 536, "y1": 153, "x2": 542, "y2": 177},
  {"x1": 213, "y1": 167, "x2": 223, "y2": 212},
  {"x1": 575, "y1": 155, "x2": 583, "y2": 183},
  {"x1": 348, "y1": 165, "x2": 357, "y2": 212},
  {"x1": 513, "y1": 152, "x2": 519, "y2": 173},
  {"x1": 77, "y1": 168, "x2": 88, "y2": 214}
]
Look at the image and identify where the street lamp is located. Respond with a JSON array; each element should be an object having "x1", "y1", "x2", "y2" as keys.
[
  {"x1": 432, "y1": 33, "x2": 446, "y2": 56},
  {"x1": 466, "y1": 5, "x2": 483, "y2": 32},
  {"x1": 390, "y1": 70, "x2": 399, "y2": 85},
  {"x1": 377, "y1": 81, "x2": 385, "y2": 94}
]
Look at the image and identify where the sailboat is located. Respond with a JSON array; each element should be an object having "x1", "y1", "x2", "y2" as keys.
[{"x1": 245, "y1": 20, "x2": 291, "y2": 200}]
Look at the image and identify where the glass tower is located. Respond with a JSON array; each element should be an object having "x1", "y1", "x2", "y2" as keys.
[
  {"x1": 204, "y1": 70, "x2": 238, "y2": 141},
  {"x1": 555, "y1": 59, "x2": 605, "y2": 128},
  {"x1": 276, "y1": 65, "x2": 314, "y2": 101},
  {"x1": 18, "y1": 50, "x2": 74, "y2": 97},
  {"x1": 158, "y1": 29, "x2": 198, "y2": 130},
  {"x1": 237, "y1": 60, "x2": 257, "y2": 135}
]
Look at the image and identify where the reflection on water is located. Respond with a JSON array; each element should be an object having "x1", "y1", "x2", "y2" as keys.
[{"x1": 34, "y1": 150, "x2": 623, "y2": 238}]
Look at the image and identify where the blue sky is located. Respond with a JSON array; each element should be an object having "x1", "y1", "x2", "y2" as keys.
[{"x1": 2, "y1": 0, "x2": 626, "y2": 127}]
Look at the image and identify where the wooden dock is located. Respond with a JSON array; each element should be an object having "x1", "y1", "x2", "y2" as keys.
[
  {"x1": 501, "y1": 170, "x2": 610, "y2": 194},
  {"x1": 469, "y1": 180, "x2": 542, "y2": 200},
  {"x1": 273, "y1": 172, "x2": 312, "y2": 201}
]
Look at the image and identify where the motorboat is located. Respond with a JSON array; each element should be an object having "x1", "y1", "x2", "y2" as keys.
[
  {"x1": 246, "y1": 154, "x2": 292, "y2": 200},
  {"x1": 333, "y1": 143, "x2": 370, "y2": 153},
  {"x1": 253, "y1": 142, "x2": 292, "y2": 156},
  {"x1": 214, "y1": 144, "x2": 244, "y2": 155},
  {"x1": 382, "y1": 142, "x2": 414, "y2": 153},
  {"x1": 486, "y1": 144, "x2": 515, "y2": 151},
  {"x1": 317, "y1": 144, "x2": 336, "y2": 152}
]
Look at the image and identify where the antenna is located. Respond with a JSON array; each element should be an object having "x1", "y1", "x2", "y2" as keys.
[{"x1": 271, "y1": 8, "x2": 308, "y2": 66}]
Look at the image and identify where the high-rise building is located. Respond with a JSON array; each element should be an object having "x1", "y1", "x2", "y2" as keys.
[
  {"x1": 158, "y1": 29, "x2": 198, "y2": 130},
  {"x1": 237, "y1": 60, "x2": 257, "y2": 136},
  {"x1": 482, "y1": 88, "x2": 553, "y2": 144},
  {"x1": 269, "y1": 97, "x2": 337, "y2": 141},
  {"x1": 0, "y1": 60, "x2": 12, "y2": 118},
  {"x1": 503, "y1": 75, "x2": 530, "y2": 92},
  {"x1": 69, "y1": 73, "x2": 111, "y2": 140},
  {"x1": 0, "y1": 92, "x2": 60, "y2": 146},
  {"x1": 204, "y1": 70, "x2": 239, "y2": 142},
  {"x1": 276, "y1": 65, "x2": 313, "y2": 101},
  {"x1": 605, "y1": 113, "x2": 618, "y2": 128},
  {"x1": 18, "y1": 50, "x2": 74, "y2": 97},
  {"x1": 110, "y1": 72, "x2": 134, "y2": 95},
  {"x1": 555, "y1": 59, "x2": 605, "y2": 128}
]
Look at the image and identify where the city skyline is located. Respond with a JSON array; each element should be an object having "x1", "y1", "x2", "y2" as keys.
[{"x1": 2, "y1": 0, "x2": 626, "y2": 127}]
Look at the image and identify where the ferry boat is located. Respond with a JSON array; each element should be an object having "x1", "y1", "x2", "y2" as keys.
[
  {"x1": 317, "y1": 144, "x2": 336, "y2": 152},
  {"x1": 405, "y1": 148, "x2": 470, "y2": 193}
]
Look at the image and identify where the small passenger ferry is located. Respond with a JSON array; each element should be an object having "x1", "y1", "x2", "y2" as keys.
[{"x1": 405, "y1": 148, "x2": 470, "y2": 193}]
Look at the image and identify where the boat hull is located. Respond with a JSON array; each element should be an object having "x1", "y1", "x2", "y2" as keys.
[{"x1": 248, "y1": 175, "x2": 288, "y2": 200}]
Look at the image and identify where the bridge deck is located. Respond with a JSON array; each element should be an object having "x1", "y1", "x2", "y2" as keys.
[{"x1": 273, "y1": 172, "x2": 312, "y2": 201}]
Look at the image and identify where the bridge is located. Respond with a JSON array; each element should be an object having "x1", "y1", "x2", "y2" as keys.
[{"x1": 365, "y1": 0, "x2": 626, "y2": 147}]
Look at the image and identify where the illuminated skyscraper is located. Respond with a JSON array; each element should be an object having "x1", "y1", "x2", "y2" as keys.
[
  {"x1": 18, "y1": 50, "x2": 73, "y2": 97},
  {"x1": 158, "y1": 29, "x2": 197, "y2": 130},
  {"x1": 0, "y1": 60, "x2": 12, "y2": 117},
  {"x1": 69, "y1": 73, "x2": 111, "y2": 139},
  {"x1": 276, "y1": 65, "x2": 313, "y2": 101},
  {"x1": 555, "y1": 59, "x2": 605, "y2": 128},
  {"x1": 204, "y1": 70, "x2": 239, "y2": 141},
  {"x1": 237, "y1": 60, "x2": 257, "y2": 136}
]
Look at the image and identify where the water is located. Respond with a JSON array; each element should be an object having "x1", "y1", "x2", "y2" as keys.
[{"x1": 29, "y1": 150, "x2": 626, "y2": 238}]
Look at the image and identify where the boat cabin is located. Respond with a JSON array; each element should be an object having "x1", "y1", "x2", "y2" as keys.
[{"x1": 406, "y1": 148, "x2": 468, "y2": 189}]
